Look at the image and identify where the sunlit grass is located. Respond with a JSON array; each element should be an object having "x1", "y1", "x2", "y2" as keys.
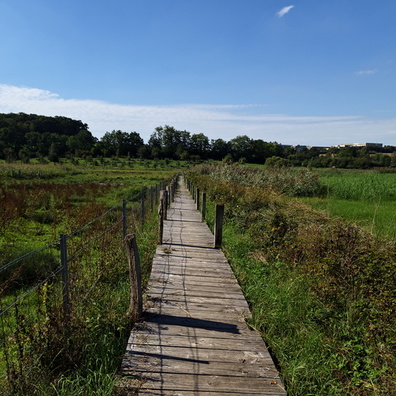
[
  {"x1": 298, "y1": 197, "x2": 396, "y2": 239},
  {"x1": 298, "y1": 169, "x2": 396, "y2": 239}
]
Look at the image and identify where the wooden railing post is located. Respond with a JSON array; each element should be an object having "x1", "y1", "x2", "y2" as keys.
[
  {"x1": 202, "y1": 192, "x2": 207, "y2": 222},
  {"x1": 163, "y1": 189, "x2": 168, "y2": 220},
  {"x1": 196, "y1": 188, "x2": 200, "y2": 210},
  {"x1": 125, "y1": 234, "x2": 142, "y2": 322},
  {"x1": 158, "y1": 190, "x2": 165, "y2": 244},
  {"x1": 214, "y1": 204, "x2": 224, "y2": 248},
  {"x1": 167, "y1": 186, "x2": 171, "y2": 208}
]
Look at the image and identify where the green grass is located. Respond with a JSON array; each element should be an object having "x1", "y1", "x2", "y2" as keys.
[
  {"x1": 299, "y1": 169, "x2": 396, "y2": 238},
  {"x1": 298, "y1": 197, "x2": 396, "y2": 239},
  {"x1": 220, "y1": 223, "x2": 344, "y2": 395},
  {"x1": 316, "y1": 169, "x2": 396, "y2": 201}
]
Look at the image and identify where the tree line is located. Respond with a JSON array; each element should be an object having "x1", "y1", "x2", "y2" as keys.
[{"x1": 1, "y1": 112, "x2": 395, "y2": 168}]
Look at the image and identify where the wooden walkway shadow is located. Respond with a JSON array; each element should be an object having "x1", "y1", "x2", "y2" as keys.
[{"x1": 120, "y1": 178, "x2": 286, "y2": 395}]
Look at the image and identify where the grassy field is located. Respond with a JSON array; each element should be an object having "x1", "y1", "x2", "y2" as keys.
[
  {"x1": 300, "y1": 168, "x2": 396, "y2": 238},
  {"x1": 0, "y1": 159, "x2": 182, "y2": 395}
]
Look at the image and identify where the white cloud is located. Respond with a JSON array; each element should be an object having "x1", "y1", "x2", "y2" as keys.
[
  {"x1": 1, "y1": 84, "x2": 396, "y2": 146},
  {"x1": 277, "y1": 5, "x2": 294, "y2": 18},
  {"x1": 355, "y1": 69, "x2": 377, "y2": 76}
]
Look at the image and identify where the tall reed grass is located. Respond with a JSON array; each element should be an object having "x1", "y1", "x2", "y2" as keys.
[
  {"x1": 301, "y1": 169, "x2": 396, "y2": 238},
  {"x1": 319, "y1": 170, "x2": 396, "y2": 202}
]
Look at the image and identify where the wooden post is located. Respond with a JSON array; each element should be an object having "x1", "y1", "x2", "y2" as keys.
[
  {"x1": 167, "y1": 186, "x2": 171, "y2": 207},
  {"x1": 196, "y1": 188, "x2": 200, "y2": 210},
  {"x1": 214, "y1": 204, "x2": 224, "y2": 248},
  {"x1": 158, "y1": 190, "x2": 165, "y2": 244},
  {"x1": 163, "y1": 189, "x2": 168, "y2": 220},
  {"x1": 125, "y1": 234, "x2": 142, "y2": 322},
  {"x1": 202, "y1": 192, "x2": 207, "y2": 222}
]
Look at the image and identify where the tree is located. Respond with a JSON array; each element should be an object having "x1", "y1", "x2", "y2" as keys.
[
  {"x1": 190, "y1": 133, "x2": 210, "y2": 159},
  {"x1": 125, "y1": 132, "x2": 144, "y2": 157},
  {"x1": 48, "y1": 142, "x2": 60, "y2": 162},
  {"x1": 249, "y1": 139, "x2": 279, "y2": 164},
  {"x1": 229, "y1": 135, "x2": 252, "y2": 161},
  {"x1": 211, "y1": 139, "x2": 229, "y2": 160},
  {"x1": 99, "y1": 130, "x2": 143, "y2": 157},
  {"x1": 148, "y1": 126, "x2": 191, "y2": 159},
  {"x1": 0, "y1": 112, "x2": 93, "y2": 159},
  {"x1": 67, "y1": 130, "x2": 96, "y2": 156}
]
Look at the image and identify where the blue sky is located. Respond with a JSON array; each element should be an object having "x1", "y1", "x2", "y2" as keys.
[{"x1": 1, "y1": 0, "x2": 396, "y2": 146}]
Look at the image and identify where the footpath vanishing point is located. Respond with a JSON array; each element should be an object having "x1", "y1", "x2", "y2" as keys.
[{"x1": 119, "y1": 177, "x2": 286, "y2": 395}]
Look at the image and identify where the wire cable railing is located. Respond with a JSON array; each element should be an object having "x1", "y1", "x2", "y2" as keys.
[{"x1": 0, "y1": 177, "x2": 173, "y2": 394}]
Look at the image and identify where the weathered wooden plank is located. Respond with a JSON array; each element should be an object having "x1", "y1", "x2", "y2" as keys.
[
  {"x1": 122, "y1": 372, "x2": 283, "y2": 394},
  {"x1": 147, "y1": 288, "x2": 246, "y2": 301},
  {"x1": 119, "y1": 177, "x2": 286, "y2": 395},
  {"x1": 128, "y1": 335, "x2": 272, "y2": 352}
]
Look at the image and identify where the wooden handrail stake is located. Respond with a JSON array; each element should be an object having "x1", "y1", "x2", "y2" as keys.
[
  {"x1": 158, "y1": 191, "x2": 165, "y2": 244},
  {"x1": 202, "y1": 192, "x2": 207, "y2": 222},
  {"x1": 196, "y1": 188, "x2": 200, "y2": 210},
  {"x1": 125, "y1": 234, "x2": 142, "y2": 322},
  {"x1": 214, "y1": 204, "x2": 224, "y2": 248},
  {"x1": 163, "y1": 189, "x2": 168, "y2": 219}
]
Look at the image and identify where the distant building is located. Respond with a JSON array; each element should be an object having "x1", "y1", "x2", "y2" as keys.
[
  {"x1": 281, "y1": 143, "x2": 383, "y2": 151},
  {"x1": 281, "y1": 144, "x2": 328, "y2": 151},
  {"x1": 332, "y1": 143, "x2": 383, "y2": 148}
]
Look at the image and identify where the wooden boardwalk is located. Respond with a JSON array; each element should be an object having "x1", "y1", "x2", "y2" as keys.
[{"x1": 120, "y1": 178, "x2": 286, "y2": 395}]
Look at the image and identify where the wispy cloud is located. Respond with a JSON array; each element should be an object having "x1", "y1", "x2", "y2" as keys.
[
  {"x1": 277, "y1": 5, "x2": 294, "y2": 18},
  {"x1": 355, "y1": 69, "x2": 377, "y2": 76},
  {"x1": 1, "y1": 84, "x2": 396, "y2": 146}
]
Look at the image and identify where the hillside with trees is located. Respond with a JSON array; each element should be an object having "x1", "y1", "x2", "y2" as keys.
[{"x1": 1, "y1": 112, "x2": 395, "y2": 168}]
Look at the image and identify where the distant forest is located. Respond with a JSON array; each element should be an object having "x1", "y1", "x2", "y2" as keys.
[{"x1": 1, "y1": 112, "x2": 396, "y2": 168}]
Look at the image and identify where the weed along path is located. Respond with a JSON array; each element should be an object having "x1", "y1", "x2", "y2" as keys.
[{"x1": 120, "y1": 177, "x2": 286, "y2": 395}]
